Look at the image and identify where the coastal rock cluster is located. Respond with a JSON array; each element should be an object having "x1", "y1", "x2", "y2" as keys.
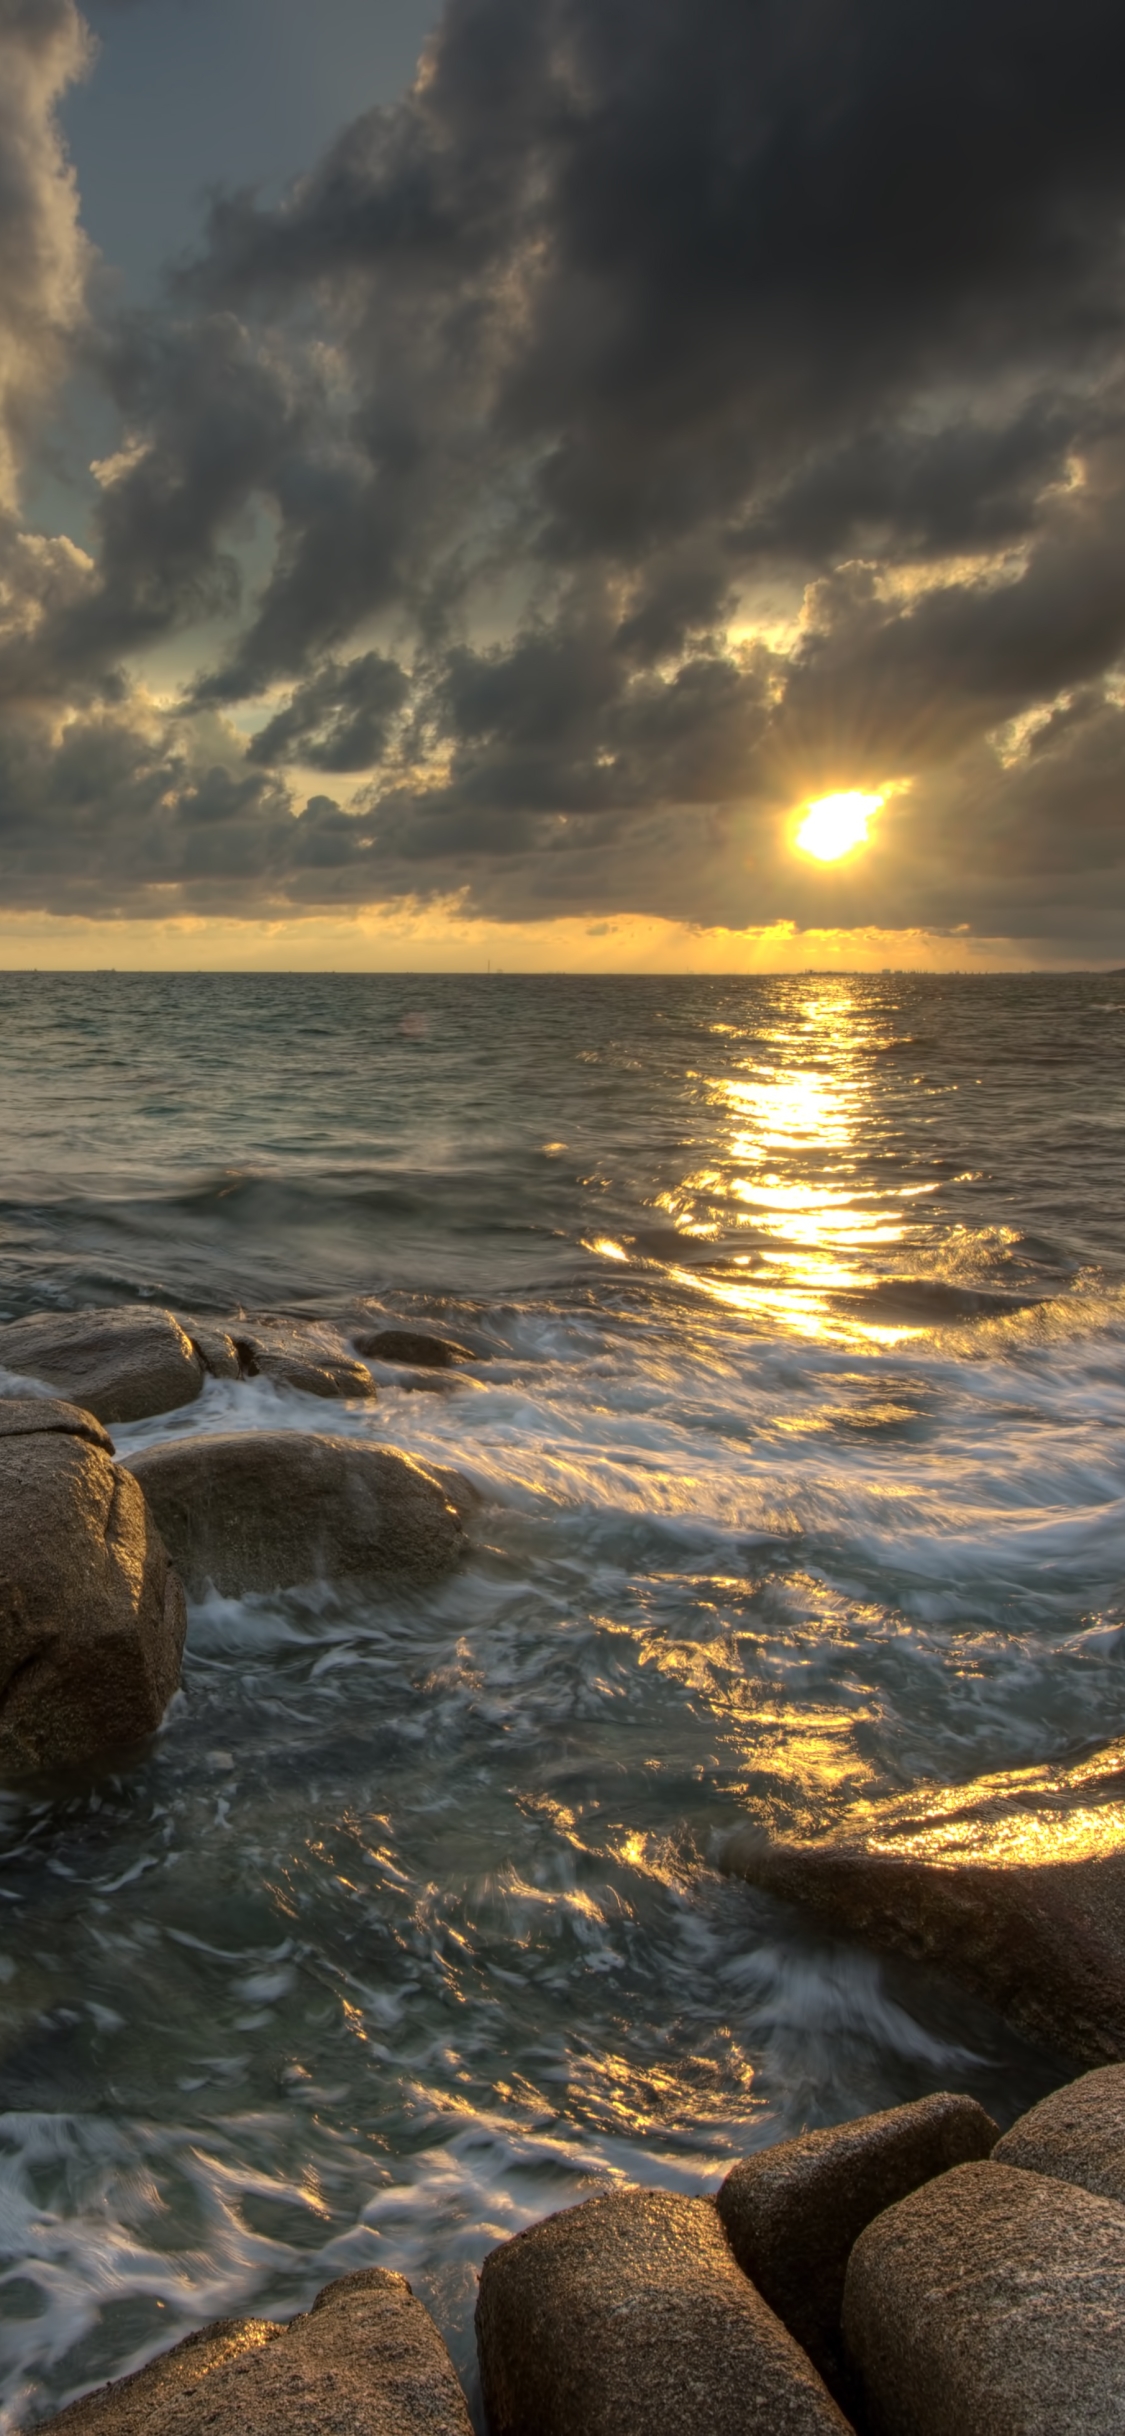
[
  {"x1": 6, "y1": 1304, "x2": 1125, "y2": 2429},
  {"x1": 28, "y1": 2065, "x2": 1125, "y2": 2433},
  {"x1": 0, "y1": 1302, "x2": 480, "y2": 1776}
]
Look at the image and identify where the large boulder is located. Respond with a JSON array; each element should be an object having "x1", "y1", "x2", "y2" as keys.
[
  {"x1": 994, "y1": 2061, "x2": 1125, "y2": 2203},
  {"x1": 0, "y1": 1306, "x2": 204, "y2": 1424},
  {"x1": 476, "y1": 2186, "x2": 852, "y2": 2436},
  {"x1": 126, "y1": 1431, "x2": 470, "y2": 1595},
  {"x1": 842, "y1": 2158, "x2": 1125, "y2": 2436},
  {"x1": 716, "y1": 2091, "x2": 998, "y2": 2405},
  {"x1": 722, "y1": 1741, "x2": 1125, "y2": 2065},
  {"x1": 0, "y1": 1397, "x2": 185, "y2": 1776},
  {"x1": 34, "y1": 2268, "x2": 474, "y2": 2434}
]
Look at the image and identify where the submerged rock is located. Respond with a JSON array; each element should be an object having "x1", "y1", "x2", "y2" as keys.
[
  {"x1": 842, "y1": 2159, "x2": 1125, "y2": 2435},
  {"x1": 34, "y1": 2267, "x2": 474, "y2": 2434},
  {"x1": 354, "y1": 1328, "x2": 480, "y2": 1369},
  {"x1": 716, "y1": 2090, "x2": 998, "y2": 2405},
  {"x1": 0, "y1": 1398, "x2": 185, "y2": 1776},
  {"x1": 0, "y1": 1305, "x2": 204, "y2": 1424},
  {"x1": 476, "y1": 2185, "x2": 852, "y2": 2436},
  {"x1": 994, "y1": 2060, "x2": 1125, "y2": 2203},
  {"x1": 722, "y1": 1741, "x2": 1125, "y2": 2065},
  {"x1": 126, "y1": 1430, "x2": 470, "y2": 1594}
]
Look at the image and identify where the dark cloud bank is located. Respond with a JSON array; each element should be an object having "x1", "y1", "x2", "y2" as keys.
[{"x1": 3, "y1": 0, "x2": 1125, "y2": 949}]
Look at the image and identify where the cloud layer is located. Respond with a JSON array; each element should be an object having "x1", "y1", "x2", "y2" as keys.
[{"x1": 3, "y1": 0, "x2": 1125, "y2": 950}]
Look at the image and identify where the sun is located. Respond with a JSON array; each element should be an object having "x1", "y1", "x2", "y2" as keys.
[{"x1": 795, "y1": 791, "x2": 883, "y2": 861}]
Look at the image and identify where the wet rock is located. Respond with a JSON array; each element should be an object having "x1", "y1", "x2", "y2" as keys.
[
  {"x1": 354, "y1": 1328, "x2": 479, "y2": 1369},
  {"x1": 842, "y1": 2158, "x2": 1125, "y2": 2436},
  {"x1": 127, "y1": 1430, "x2": 470, "y2": 1595},
  {"x1": 240, "y1": 1320, "x2": 376, "y2": 1400},
  {"x1": 722, "y1": 1741, "x2": 1125, "y2": 2065},
  {"x1": 994, "y1": 2060, "x2": 1125, "y2": 2202},
  {"x1": 476, "y1": 2185, "x2": 853, "y2": 2436},
  {"x1": 716, "y1": 2090, "x2": 998, "y2": 2404},
  {"x1": 0, "y1": 1405, "x2": 186, "y2": 1776},
  {"x1": 0, "y1": 1305, "x2": 204, "y2": 1425},
  {"x1": 34, "y1": 2268, "x2": 474, "y2": 2434},
  {"x1": 180, "y1": 1319, "x2": 246, "y2": 1381}
]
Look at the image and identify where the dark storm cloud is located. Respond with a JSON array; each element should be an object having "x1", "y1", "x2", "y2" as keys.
[{"x1": 3, "y1": 0, "x2": 1125, "y2": 943}]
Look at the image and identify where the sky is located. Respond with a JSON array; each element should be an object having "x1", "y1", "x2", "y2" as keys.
[{"x1": 0, "y1": 0, "x2": 1123, "y2": 969}]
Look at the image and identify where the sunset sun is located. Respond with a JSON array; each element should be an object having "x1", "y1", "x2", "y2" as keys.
[{"x1": 795, "y1": 791, "x2": 883, "y2": 861}]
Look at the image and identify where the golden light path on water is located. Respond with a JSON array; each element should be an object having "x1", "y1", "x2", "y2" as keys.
[{"x1": 594, "y1": 984, "x2": 943, "y2": 1343}]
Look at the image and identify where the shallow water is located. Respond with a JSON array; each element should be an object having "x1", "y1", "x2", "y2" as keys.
[{"x1": 1, "y1": 971, "x2": 1124, "y2": 2426}]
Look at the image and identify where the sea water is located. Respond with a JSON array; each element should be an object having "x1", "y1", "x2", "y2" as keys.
[{"x1": 0, "y1": 970, "x2": 1123, "y2": 2427}]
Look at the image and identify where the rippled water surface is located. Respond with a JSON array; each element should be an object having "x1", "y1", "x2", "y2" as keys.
[{"x1": 1, "y1": 971, "x2": 1124, "y2": 2427}]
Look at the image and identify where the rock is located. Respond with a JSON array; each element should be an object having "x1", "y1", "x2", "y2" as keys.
[
  {"x1": 994, "y1": 2061, "x2": 1125, "y2": 2203},
  {"x1": 240, "y1": 1320, "x2": 377, "y2": 1401},
  {"x1": 34, "y1": 2268, "x2": 474, "y2": 2434},
  {"x1": 354, "y1": 1328, "x2": 479, "y2": 1370},
  {"x1": 0, "y1": 1306, "x2": 204, "y2": 1425},
  {"x1": 842, "y1": 2158, "x2": 1125, "y2": 2436},
  {"x1": 0, "y1": 1394, "x2": 113, "y2": 1451},
  {"x1": 126, "y1": 1431, "x2": 470, "y2": 1595},
  {"x1": 476, "y1": 2185, "x2": 853, "y2": 2436},
  {"x1": 178, "y1": 1313, "x2": 376, "y2": 1399},
  {"x1": 34, "y1": 2319, "x2": 281, "y2": 2434},
  {"x1": 180, "y1": 1319, "x2": 246, "y2": 1381},
  {"x1": 716, "y1": 2091, "x2": 998, "y2": 2404},
  {"x1": 722, "y1": 1740, "x2": 1125, "y2": 2065},
  {"x1": 0, "y1": 1403, "x2": 185, "y2": 1776}
]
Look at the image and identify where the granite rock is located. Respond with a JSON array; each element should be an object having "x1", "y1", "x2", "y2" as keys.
[
  {"x1": 723, "y1": 1741, "x2": 1125, "y2": 2064},
  {"x1": 0, "y1": 1305, "x2": 204, "y2": 1424},
  {"x1": 717, "y1": 2090, "x2": 998, "y2": 2402},
  {"x1": 33, "y1": 2268, "x2": 474, "y2": 2435},
  {"x1": 843, "y1": 2158, "x2": 1125, "y2": 2435},
  {"x1": 0, "y1": 1405, "x2": 185, "y2": 1775},
  {"x1": 126, "y1": 1430, "x2": 470, "y2": 1595},
  {"x1": 994, "y1": 2061, "x2": 1125, "y2": 2203},
  {"x1": 476, "y1": 2184, "x2": 853, "y2": 2436},
  {"x1": 0, "y1": 1394, "x2": 113, "y2": 1451}
]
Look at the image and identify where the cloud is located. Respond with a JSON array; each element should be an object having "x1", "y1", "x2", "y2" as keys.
[
  {"x1": 1, "y1": 0, "x2": 1125, "y2": 949},
  {"x1": 0, "y1": 0, "x2": 92, "y2": 511}
]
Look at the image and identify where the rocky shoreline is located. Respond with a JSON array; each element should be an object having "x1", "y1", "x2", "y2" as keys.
[
  {"x1": 3, "y1": 1305, "x2": 1125, "y2": 2428},
  {"x1": 25, "y1": 2067, "x2": 1125, "y2": 2433}
]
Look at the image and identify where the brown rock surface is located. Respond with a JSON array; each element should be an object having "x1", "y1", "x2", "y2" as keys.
[
  {"x1": 127, "y1": 1431, "x2": 469, "y2": 1595},
  {"x1": 994, "y1": 2061, "x2": 1125, "y2": 2202},
  {"x1": 0, "y1": 1395, "x2": 113, "y2": 1451},
  {"x1": 0, "y1": 1409, "x2": 186, "y2": 1775},
  {"x1": 34, "y1": 2318, "x2": 282, "y2": 2434},
  {"x1": 843, "y1": 2158, "x2": 1125, "y2": 2436},
  {"x1": 34, "y1": 2269, "x2": 474, "y2": 2434},
  {"x1": 722, "y1": 1741, "x2": 1125, "y2": 2064},
  {"x1": 354, "y1": 1329, "x2": 479, "y2": 1369},
  {"x1": 717, "y1": 2090, "x2": 998, "y2": 2402},
  {"x1": 243, "y1": 1321, "x2": 376, "y2": 1401},
  {"x1": 0, "y1": 1306, "x2": 204, "y2": 1424},
  {"x1": 180, "y1": 1319, "x2": 246, "y2": 1381},
  {"x1": 476, "y1": 2184, "x2": 853, "y2": 2436}
]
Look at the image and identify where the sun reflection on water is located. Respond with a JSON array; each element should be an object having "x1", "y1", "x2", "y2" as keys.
[{"x1": 644, "y1": 986, "x2": 946, "y2": 1342}]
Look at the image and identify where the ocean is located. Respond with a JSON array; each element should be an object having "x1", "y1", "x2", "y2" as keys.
[{"x1": 1, "y1": 969, "x2": 1124, "y2": 2427}]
